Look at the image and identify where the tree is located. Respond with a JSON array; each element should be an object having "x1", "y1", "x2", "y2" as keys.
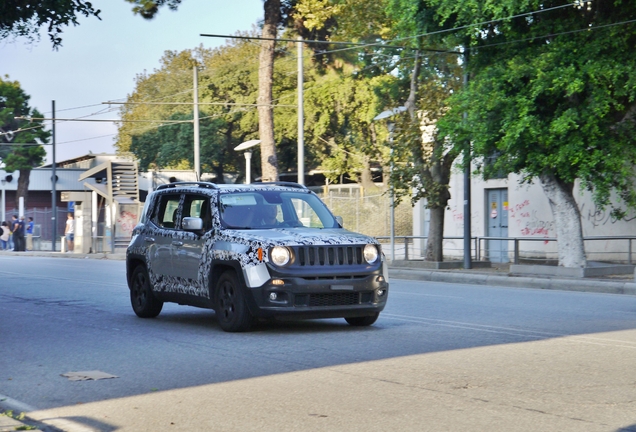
[
  {"x1": 388, "y1": 48, "x2": 464, "y2": 262},
  {"x1": 0, "y1": 76, "x2": 49, "y2": 208},
  {"x1": 0, "y1": 0, "x2": 100, "y2": 47},
  {"x1": 296, "y1": 0, "x2": 466, "y2": 261},
  {"x1": 118, "y1": 37, "x2": 304, "y2": 182},
  {"x1": 0, "y1": 1, "x2": 188, "y2": 48},
  {"x1": 258, "y1": 0, "x2": 282, "y2": 182},
  {"x1": 303, "y1": 70, "x2": 399, "y2": 187},
  {"x1": 434, "y1": 0, "x2": 636, "y2": 268}
]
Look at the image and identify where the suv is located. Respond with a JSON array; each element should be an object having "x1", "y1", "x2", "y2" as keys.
[{"x1": 126, "y1": 182, "x2": 389, "y2": 332}]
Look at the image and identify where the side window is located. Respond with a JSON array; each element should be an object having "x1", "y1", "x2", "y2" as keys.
[
  {"x1": 289, "y1": 197, "x2": 324, "y2": 228},
  {"x1": 183, "y1": 194, "x2": 212, "y2": 231},
  {"x1": 153, "y1": 194, "x2": 181, "y2": 229}
]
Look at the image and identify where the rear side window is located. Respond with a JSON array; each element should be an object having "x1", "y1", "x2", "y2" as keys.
[{"x1": 153, "y1": 194, "x2": 181, "y2": 229}]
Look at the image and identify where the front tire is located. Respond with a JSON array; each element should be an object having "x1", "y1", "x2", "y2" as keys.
[
  {"x1": 130, "y1": 265, "x2": 163, "y2": 318},
  {"x1": 345, "y1": 312, "x2": 379, "y2": 327},
  {"x1": 215, "y1": 270, "x2": 253, "y2": 332}
]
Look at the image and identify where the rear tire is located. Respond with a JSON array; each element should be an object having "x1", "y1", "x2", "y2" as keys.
[
  {"x1": 345, "y1": 312, "x2": 379, "y2": 327},
  {"x1": 215, "y1": 270, "x2": 253, "y2": 332},
  {"x1": 130, "y1": 265, "x2": 163, "y2": 318}
]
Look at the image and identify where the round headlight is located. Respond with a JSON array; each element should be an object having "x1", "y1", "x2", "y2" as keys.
[
  {"x1": 270, "y1": 246, "x2": 291, "y2": 266},
  {"x1": 363, "y1": 244, "x2": 379, "y2": 264}
]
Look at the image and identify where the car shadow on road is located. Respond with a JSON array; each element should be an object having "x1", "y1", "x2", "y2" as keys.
[{"x1": 155, "y1": 309, "x2": 383, "y2": 334}]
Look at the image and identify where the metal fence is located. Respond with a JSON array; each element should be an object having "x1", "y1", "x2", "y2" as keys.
[
  {"x1": 377, "y1": 235, "x2": 636, "y2": 264},
  {"x1": 4, "y1": 207, "x2": 67, "y2": 243},
  {"x1": 316, "y1": 187, "x2": 412, "y2": 238}
]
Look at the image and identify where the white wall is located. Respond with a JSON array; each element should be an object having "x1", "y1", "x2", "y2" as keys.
[{"x1": 441, "y1": 166, "x2": 636, "y2": 262}]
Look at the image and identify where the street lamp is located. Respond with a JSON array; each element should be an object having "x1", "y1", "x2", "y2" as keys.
[
  {"x1": 234, "y1": 140, "x2": 261, "y2": 184},
  {"x1": 374, "y1": 107, "x2": 406, "y2": 262}
]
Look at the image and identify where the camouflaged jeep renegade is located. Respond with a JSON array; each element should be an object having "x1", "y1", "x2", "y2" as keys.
[{"x1": 126, "y1": 181, "x2": 389, "y2": 332}]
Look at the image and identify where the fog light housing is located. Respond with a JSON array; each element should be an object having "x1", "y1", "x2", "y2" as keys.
[
  {"x1": 269, "y1": 292, "x2": 278, "y2": 301},
  {"x1": 377, "y1": 289, "x2": 386, "y2": 297}
]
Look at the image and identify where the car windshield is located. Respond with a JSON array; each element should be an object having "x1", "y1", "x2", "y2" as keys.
[{"x1": 219, "y1": 190, "x2": 339, "y2": 229}]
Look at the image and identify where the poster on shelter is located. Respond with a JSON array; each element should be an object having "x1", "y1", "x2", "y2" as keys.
[{"x1": 115, "y1": 204, "x2": 140, "y2": 239}]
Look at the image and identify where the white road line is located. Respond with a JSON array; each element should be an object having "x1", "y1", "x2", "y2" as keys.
[{"x1": 382, "y1": 313, "x2": 636, "y2": 349}]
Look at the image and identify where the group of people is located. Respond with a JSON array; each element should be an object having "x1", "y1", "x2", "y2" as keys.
[{"x1": 0, "y1": 215, "x2": 34, "y2": 251}]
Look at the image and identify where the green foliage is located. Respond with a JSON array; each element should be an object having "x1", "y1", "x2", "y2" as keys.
[
  {"x1": 125, "y1": 0, "x2": 183, "y2": 19},
  {"x1": 435, "y1": 0, "x2": 636, "y2": 215},
  {"x1": 304, "y1": 70, "x2": 399, "y2": 183},
  {"x1": 0, "y1": 76, "x2": 49, "y2": 170},
  {"x1": 118, "y1": 38, "x2": 305, "y2": 181},
  {"x1": 0, "y1": 0, "x2": 100, "y2": 47}
]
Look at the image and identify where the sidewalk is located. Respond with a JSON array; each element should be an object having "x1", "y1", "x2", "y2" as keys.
[{"x1": 389, "y1": 261, "x2": 636, "y2": 295}]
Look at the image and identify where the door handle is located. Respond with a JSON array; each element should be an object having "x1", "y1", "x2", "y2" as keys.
[
  {"x1": 172, "y1": 241, "x2": 183, "y2": 246},
  {"x1": 144, "y1": 237, "x2": 155, "y2": 243}
]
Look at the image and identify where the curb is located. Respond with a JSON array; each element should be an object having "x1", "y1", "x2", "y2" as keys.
[
  {"x1": 389, "y1": 268, "x2": 636, "y2": 295},
  {"x1": 0, "y1": 395, "x2": 44, "y2": 432}
]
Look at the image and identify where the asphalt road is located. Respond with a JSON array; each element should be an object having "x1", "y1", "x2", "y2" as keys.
[{"x1": 2, "y1": 256, "x2": 636, "y2": 431}]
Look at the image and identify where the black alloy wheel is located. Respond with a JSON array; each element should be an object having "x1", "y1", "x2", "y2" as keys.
[
  {"x1": 130, "y1": 265, "x2": 163, "y2": 318},
  {"x1": 215, "y1": 270, "x2": 253, "y2": 332}
]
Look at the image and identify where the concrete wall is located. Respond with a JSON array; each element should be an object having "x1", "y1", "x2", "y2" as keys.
[{"x1": 438, "y1": 165, "x2": 636, "y2": 263}]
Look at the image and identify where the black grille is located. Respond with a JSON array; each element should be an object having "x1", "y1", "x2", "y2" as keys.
[
  {"x1": 294, "y1": 291, "x2": 375, "y2": 307},
  {"x1": 295, "y1": 245, "x2": 364, "y2": 266},
  {"x1": 308, "y1": 292, "x2": 360, "y2": 307}
]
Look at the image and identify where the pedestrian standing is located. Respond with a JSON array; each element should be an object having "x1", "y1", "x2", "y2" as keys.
[
  {"x1": 0, "y1": 222, "x2": 9, "y2": 250},
  {"x1": 65, "y1": 213, "x2": 75, "y2": 253},
  {"x1": 26, "y1": 217, "x2": 34, "y2": 251},
  {"x1": 12, "y1": 215, "x2": 25, "y2": 252}
]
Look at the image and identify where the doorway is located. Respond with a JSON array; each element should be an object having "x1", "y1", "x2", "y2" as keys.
[{"x1": 486, "y1": 188, "x2": 509, "y2": 263}]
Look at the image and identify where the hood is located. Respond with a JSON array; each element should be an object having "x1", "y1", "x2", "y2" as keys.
[{"x1": 222, "y1": 227, "x2": 378, "y2": 247}]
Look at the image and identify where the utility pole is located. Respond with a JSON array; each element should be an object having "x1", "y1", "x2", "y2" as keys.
[
  {"x1": 297, "y1": 36, "x2": 305, "y2": 185},
  {"x1": 193, "y1": 65, "x2": 200, "y2": 180},
  {"x1": 51, "y1": 100, "x2": 57, "y2": 252},
  {"x1": 463, "y1": 48, "x2": 472, "y2": 269}
]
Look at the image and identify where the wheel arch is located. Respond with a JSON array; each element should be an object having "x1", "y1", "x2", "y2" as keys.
[
  {"x1": 208, "y1": 260, "x2": 246, "y2": 301},
  {"x1": 126, "y1": 255, "x2": 147, "y2": 289}
]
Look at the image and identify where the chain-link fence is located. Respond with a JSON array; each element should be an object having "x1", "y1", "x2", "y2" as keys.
[
  {"x1": 4, "y1": 207, "x2": 68, "y2": 242},
  {"x1": 316, "y1": 186, "x2": 412, "y2": 238}
]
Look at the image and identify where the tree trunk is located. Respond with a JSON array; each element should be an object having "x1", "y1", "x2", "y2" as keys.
[
  {"x1": 539, "y1": 173, "x2": 586, "y2": 268},
  {"x1": 257, "y1": 0, "x2": 280, "y2": 182},
  {"x1": 425, "y1": 205, "x2": 445, "y2": 261},
  {"x1": 15, "y1": 169, "x2": 31, "y2": 209},
  {"x1": 359, "y1": 155, "x2": 378, "y2": 192}
]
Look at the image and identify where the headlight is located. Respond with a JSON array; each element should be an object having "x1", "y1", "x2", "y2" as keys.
[
  {"x1": 270, "y1": 246, "x2": 291, "y2": 266},
  {"x1": 363, "y1": 244, "x2": 379, "y2": 264}
]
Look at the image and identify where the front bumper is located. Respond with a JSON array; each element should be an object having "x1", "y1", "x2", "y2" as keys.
[{"x1": 243, "y1": 270, "x2": 389, "y2": 319}]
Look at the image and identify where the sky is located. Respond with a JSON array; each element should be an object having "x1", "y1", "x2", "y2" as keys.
[{"x1": 2, "y1": 0, "x2": 264, "y2": 164}]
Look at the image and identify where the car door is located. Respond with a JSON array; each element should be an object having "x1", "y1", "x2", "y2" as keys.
[
  {"x1": 172, "y1": 193, "x2": 210, "y2": 290},
  {"x1": 148, "y1": 192, "x2": 182, "y2": 279}
]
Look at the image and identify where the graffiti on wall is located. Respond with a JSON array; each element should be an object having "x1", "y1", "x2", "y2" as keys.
[
  {"x1": 580, "y1": 203, "x2": 636, "y2": 228},
  {"x1": 450, "y1": 205, "x2": 481, "y2": 231},
  {"x1": 508, "y1": 199, "x2": 554, "y2": 238}
]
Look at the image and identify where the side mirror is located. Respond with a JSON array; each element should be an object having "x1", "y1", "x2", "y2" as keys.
[
  {"x1": 182, "y1": 217, "x2": 203, "y2": 231},
  {"x1": 335, "y1": 216, "x2": 344, "y2": 227}
]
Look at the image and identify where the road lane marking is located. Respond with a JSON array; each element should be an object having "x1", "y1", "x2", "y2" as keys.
[
  {"x1": 382, "y1": 313, "x2": 636, "y2": 349},
  {"x1": 0, "y1": 270, "x2": 123, "y2": 287},
  {"x1": 388, "y1": 290, "x2": 464, "y2": 299}
]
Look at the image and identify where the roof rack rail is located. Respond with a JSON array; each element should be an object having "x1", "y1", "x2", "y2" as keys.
[
  {"x1": 256, "y1": 181, "x2": 307, "y2": 189},
  {"x1": 156, "y1": 181, "x2": 218, "y2": 191}
]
